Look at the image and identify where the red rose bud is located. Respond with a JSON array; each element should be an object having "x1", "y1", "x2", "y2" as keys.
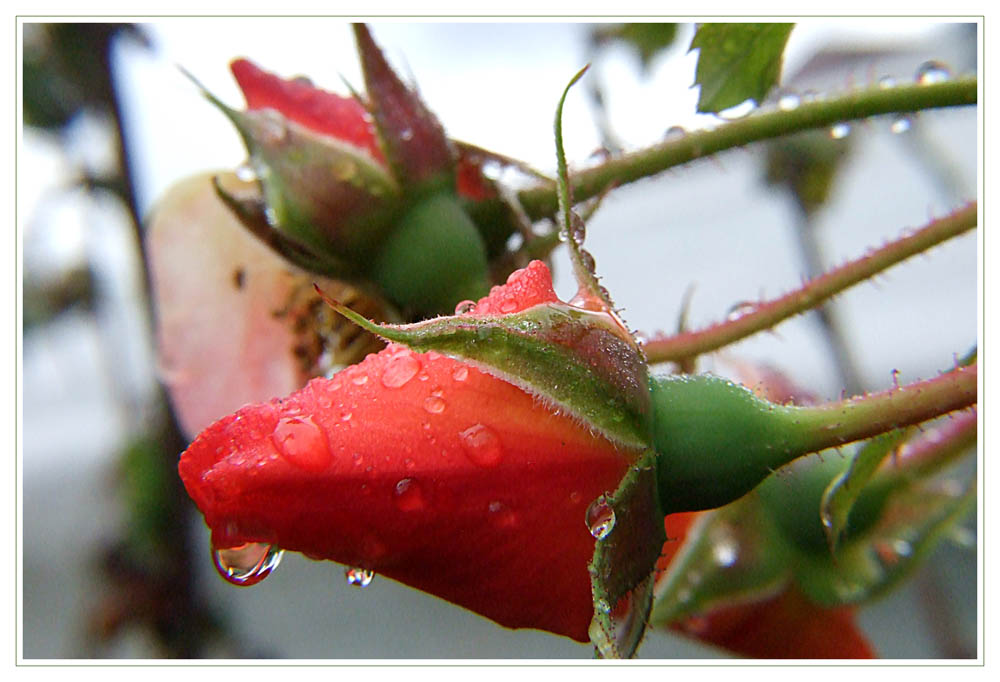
[{"x1": 179, "y1": 260, "x2": 660, "y2": 645}]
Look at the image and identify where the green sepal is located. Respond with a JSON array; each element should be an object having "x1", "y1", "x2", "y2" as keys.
[
  {"x1": 588, "y1": 449, "x2": 665, "y2": 658},
  {"x1": 819, "y1": 431, "x2": 908, "y2": 553},
  {"x1": 649, "y1": 493, "x2": 793, "y2": 627},
  {"x1": 330, "y1": 299, "x2": 652, "y2": 450},
  {"x1": 370, "y1": 191, "x2": 491, "y2": 318},
  {"x1": 192, "y1": 73, "x2": 402, "y2": 275},
  {"x1": 690, "y1": 23, "x2": 794, "y2": 113},
  {"x1": 797, "y1": 475, "x2": 975, "y2": 607}
]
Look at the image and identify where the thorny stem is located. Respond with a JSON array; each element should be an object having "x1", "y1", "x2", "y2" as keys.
[
  {"x1": 792, "y1": 364, "x2": 977, "y2": 454},
  {"x1": 517, "y1": 78, "x2": 977, "y2": 219},
  {"x1": 642, "y1": 203, "x2": 977, "y2": 364}
]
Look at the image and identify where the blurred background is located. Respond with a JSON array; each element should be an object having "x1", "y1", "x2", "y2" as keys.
[{"x1": 19, "y1": 19, "x2": 978, "y2": 659}]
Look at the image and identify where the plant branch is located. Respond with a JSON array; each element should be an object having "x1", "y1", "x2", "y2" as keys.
[
  {"x1": 642, "y1": 202, "x2": 977, "y2": 364},
  {"x1": 794, "y1": 364, "x2": 977, "y2": 453},
  {"x1": 518, "y1": 78, "x2": 976, "y2": 218}
]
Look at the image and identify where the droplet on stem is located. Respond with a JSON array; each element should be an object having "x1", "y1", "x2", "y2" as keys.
[
  {"x1": 586, "y1": 496, "x2": 616, "y2": 540},
  {"x1": 345, "y1": 566, "x2": 375, "y2": 587}
]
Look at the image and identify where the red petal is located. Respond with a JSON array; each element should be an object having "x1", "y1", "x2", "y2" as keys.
[
  {"x1": 677, "y1": 589, "x2": 876, "y2": 659},
  {"x1": 179, "y1": 260, "x2": 630, "y2": 642},
  {"x1": 230, "y1": 58, "x2": 383, "y2": 162},
  {"x1": 467, "y1": 260, "x2": 559, "y2": 316}
]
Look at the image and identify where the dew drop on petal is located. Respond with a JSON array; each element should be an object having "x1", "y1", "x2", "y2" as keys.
[
  {"x1": 459, "y1": 424, "x2": 504, "y2": 468},
  {"x1": 916, "y1": 60, "x2": 951, "y2": 85},
  {"x1": 351, "y1": 374, "x2": 369, "y2": 386},
  {"x1": 423, "y1": 395, "x2": 447, "y2": 414},
  {"x1": 452, "y1": 365, "x2": 469, "y2": 382},
  {"x1": 487, "y1": 500, "x2": 519, "y2": 529},
  {"x1": 212, "y1": 542, "x2": 283, "y2": 586},
  {"x1": 393, "y1": 478, "x2": 426, "y2": 512},
  {"x1": 499, "y1": 298, "x2": 518, "y2": 313},
  {"x1": 586, "y1": 496, "x2": 616, "y2": 540},
  {"x1": 381, "y1": 352, "x2": 420, "y2": 389},
  {"x1": 345, "y1": 566, "x2": 375, "y2": 587},
  {"x1": 271, "y1": 416, "x2": 331, "y2": 472}
]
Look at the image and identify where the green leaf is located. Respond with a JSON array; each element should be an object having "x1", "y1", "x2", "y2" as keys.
[
  {"x1": 690, "y1": 23, "x2": 794, "y2": 113},
  {"x1": 650, "y1": 493, "x2": 793, "y2": 627},
  {"x1": 799, "y1": 476, "x2": 975, "y2": 607},
  {"x1": 588, "y1": 449, "x2": 665, "y2": 658},
  {"x1": 820, "y1": 431, "x2": 909, "y2": 553}
]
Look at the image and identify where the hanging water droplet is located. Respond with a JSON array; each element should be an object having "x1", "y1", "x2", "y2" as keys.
[
  {"x1": 777, "y1": 93, "x2": 800, "y2": 111},
  {"x1": 889, "y1": 114, "x2": 913, "y2": 134},
  {"x1": 345, "y1": 566, "x2": 375, "y2": 587},
  {"x1": 393, "y1": 478, "x2": 427, "y2": 512},
  {"x1": 212, "y1": 542, "x2": 283, "y2": 586},
  {"x1": 235, "y1": 162, "x2": 258, "y2": 182},
  {"x1": 829, "y1": 122, "x2": 851, "y2": 140},
  {"x1": 916, "y1": 60, "x2": 951, "y2": 85},
  {"x1": 454, "y1": 299, "x2": 476, "y2": 315},
  {"x1": 459, "y1": 423, "x2": 504, "y2": 468},
  {"x1": 452, "y1": 366, "x2": 469, "y2": 382},
  {"x1": 664, "y1": 125, "x2": 686, "y2": 141},
  {"x1": 423, "y1": 395, "x2": 447, "y2": 414},
  {"x1": 381, "y1": 352, "x2": 420, "y2": 389},
  {"x1": 586, "y1": 496, "x2": 616, "y2": 540},
  {"x1": 717, "y1": 98, "x2": 756, "y2": 120},
  {"x1": 878, "y1": 75, "x2": 897, "y2": 89},
  {"x1": 272, "y1": 415, "x2": 331, "y2": 472},
  {"x1": 726, "y1": 301, "x2": 756, "y2": 321}
]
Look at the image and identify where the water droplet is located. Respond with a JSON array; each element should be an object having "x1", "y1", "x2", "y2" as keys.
[
  {"x1": 423, "y1": 395, "x2": 446, "y2": 414},
  {"x1": 454, "y1": 299, "x2": 476, "y2": 315},
  {"x1": 352, "y1": 451, "x2": 364, "y2": 466},
  {"x1": 569, "y1": 491, "x2": 582, "y2": 505},
  {"x1": 712, "y1": 538, "x2": 739, "y2": 567},
  {"x1": 499, "y1": 298, "x2": 518, "y2": 313},
  {"x1": 916, "y1": 60, "x2": 951, "y2": 85},
  {"x1": 664, "y1": 125, "x2": 686, "y2": 141},
  {"x1": 586, "y1": 496, "x2": 616, "y2": 540},
  {"x1": 452, "y1": 366, "x2": 469, "y2": 382},
  {"x1": 272, "y1": 416, "x2": 331, "y2": 472},
  {"x1": 235, "y1": 163, "x2": 258, "y2": 182},
  {"x1": 726, "y1": 301, "x2": 756, "y2": 321},
  {"x1": 381, "y1": 352, "x2": 420, "y2": 389},
  {"x1": 777, "y1": 93, "x2": 800, "y2": 111},
  {"x1": 878, "y1": 75, "x2": 897, "y2": 89},
  {"x1": 393, "y1": 478, "x2": 426, "y2": 512},
  {"x1": 829, "y1": 122, "x2": 851, "y2": 139},
  {"x1": 717, "y1": 98, "x2": 756, "y2": 120},
  {"x1": 400, "y1": 128, "x2": 414, "y2": 141},
  {"x1": 487, "y1": 501, "x2": 519, "y2": 529},
  {"x1": 890, "y1": 114, "x2": 913, "y2": 134},
  {"x1": 892, "y1": 538, "x2": 913, "y2": 557},
  {"x1": 212, "y1": 542, "x2": 283, "y2": 586},
  {"x1": 345, "y1": 566, "x2": 375, "y2": 587},
  {"x1": 351, "y1": 374, "x2": 369, "y2": 386},
  {"x1": 340, "y1": 411, "x2": 353, "y2": 422},
  {"x1": 459, "y1": 424, "x2": 504, "y2": 468}
]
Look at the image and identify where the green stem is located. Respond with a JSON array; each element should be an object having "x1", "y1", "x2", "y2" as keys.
[
  {"x1": 643, "y1": 203, "x2": 977, "y2": 364},
  {"x1": 652, "y1": 364, "x2": 977, "y2": 513},
  {"x1": 519, "y1": 78, "x2": 976, "y2": 218}
]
